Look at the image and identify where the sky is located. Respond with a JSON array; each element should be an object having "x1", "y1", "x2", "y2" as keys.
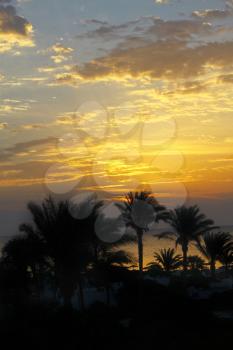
[{"x1": 1, "y1": 0, "x2": 233, "y2": 236}]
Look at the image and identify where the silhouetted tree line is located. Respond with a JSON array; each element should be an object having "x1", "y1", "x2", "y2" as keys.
[{"x1": 0, "y1": 191, "x2": 233, "y2": 311}]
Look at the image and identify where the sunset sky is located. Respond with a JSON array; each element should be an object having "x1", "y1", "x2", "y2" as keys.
[{"x1": 1, "y1": 0, "x2": 233, "y2": 235}]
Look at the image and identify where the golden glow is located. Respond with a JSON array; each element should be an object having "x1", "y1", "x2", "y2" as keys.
[{"x1": 1, "y1": 3, "x2": 233, "y2": 209}]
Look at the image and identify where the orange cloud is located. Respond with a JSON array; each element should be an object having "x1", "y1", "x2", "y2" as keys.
[{"x1": 0, "y1": 1, "x2": 34, "y2": 52}]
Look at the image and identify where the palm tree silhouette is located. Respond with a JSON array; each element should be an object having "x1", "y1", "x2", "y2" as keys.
[
  {"x1": 85, "y1": 210, "x2": 135, "y2": 305},
  {"x1": 0, "y1": 255, "x2": 30, "y2": 306},
  {"x1": 158, "y1": 205, "x2": 216, "y2": 271},
  {"x1": 219, "y1": 246, "x2": 233, "y2": 273},
  {"x1": 197, "y1": 232, "x2": 233, "y2": 277},
  {"x1": 147, "y1": 248, "x2": 182, "y2": 272},
  {"x1": 91, "y1": 247, "x2": 133, "y2": 305},
  {"x1": 187, "y1": 255, "x2": 206, "y2": 271},
  {"x1": 2, "y1": 232, "x2": 47, "y2": 280},
  {"x1": 117, "y1": 191, "x2": 165, "y2": 279},
  {"x1": 20, "y1": 196, "x2": 92, "y2": 308},
  {"x1": 1, "y1": 232, "x2": 46, "y2": 303}
]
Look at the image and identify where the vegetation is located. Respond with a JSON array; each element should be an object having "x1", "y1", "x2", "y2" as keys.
[
  {"x1": 147, "y1": 248, "x2": 182, "y2": 272},
  {"x1": 157, "y1": 205, "x2": 217, "y2": 270},
  {"x1": 116, "y1": 191, "x2": 165, "y2": 277},
  {"x1": 197, "y1": 232, "x2": 233, "y2": 277},
  {"x1": 187, "y1": 255, "x2": 206, "y2": 271},
  {"x1": 0, "y1": 193, "x2": 233, "y2": 349}
]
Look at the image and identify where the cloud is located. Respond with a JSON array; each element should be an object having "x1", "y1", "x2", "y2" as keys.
[
  {"x1": 51, "y1": 9, "x2": 233, "y2": 91},
  {"x1": 47, "y1": 43, "x2": 74, "y2": 63},
  {"x1": 218, "y1": 73, "x2": 233, "y2": 83},
  {"x1": 81, "y1": 18, "x2": 109, "y2": 26},
  {"x1": 56, "y1": 113, "x2": 76, "y2": 125},
  {"x1": 0, "y1": 1, "x2": 34, "y2": 52},
  {"x1": 76, "y1": 17, "x2": 165, "y2": 43},
  {"x1": 145, "y1": 18, "x2": 212, "y2": 40},
  {"x1": 226, "y1": 1, "x2": 233, "y2": 8},
  {"x1": 0, "y1": 137, "x2": 57, "y2": 162},
  {"x1": 51, "y1": 43, "x2": 73, "y2": 55},
  {"x1": 0, "y1": 98, "x2": 31, "y2": 115},
  {"x1": 69, "y1": 40, "x2": 233, "y2": 82},
  {"x1": 61, "y1": 16, "x2": 231, "y2": 85},
  {"x1": 0, "y1": 122, "x2": 8, "y2": 130},
  {"x1": 162, "y1": 80, "x2": 207, "y2": 95},
  {"x1": 154, "y1": 0, "x2": 170, "y2": 3},
  {"x1": 192, "y1": 8, "x2": 233, "y2": 20}
]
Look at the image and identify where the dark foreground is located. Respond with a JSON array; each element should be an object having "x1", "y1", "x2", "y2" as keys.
[{"x1": 1, "y1": 275, "x2": 233, "y2": 350}]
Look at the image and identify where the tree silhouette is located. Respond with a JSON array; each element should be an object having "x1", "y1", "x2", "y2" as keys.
[
  {"x1": 1, "y1": 231, "x2": 48, "y2": 299},
  {"x1": 187, "y1": 255, "x2": 206, "y2": 271},
  {"x1": 85, "y1": 210, "x2": 135, "y2": 305},
  {"x1": 219, "y1": 246, "x2": 233, "y2": 273},
  {"x1": 197, "y1": 232, "x2": 233, "y2": 277},
  {"x1": 0, "y1": 255, "x2": 31, "y2": 306},
  {"x1": 90, "y1": 247, "x2": 133, "y2": 305},
  {"x1": 148, "y1": 248, "x2": 182, "y2": 272},
  {"x1": 117, "y1": 191, "x2": 165, "y2": 278},
  {"x1": 157, "y1": 205, "x2": 216, "y2": 271},
  {"x1": 20, "y1": 196, "x2": 92, "y2": 308}
]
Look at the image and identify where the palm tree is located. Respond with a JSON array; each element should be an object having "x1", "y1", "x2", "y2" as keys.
[
  {"x1": 20, "y1": 196, "x2": 92, "y2": 308},
  {"x1": 91, "y1": 248, "x2": 133, "y2": 305},
  {"x1": 187, "y1": 255, "x2": 205, "y2": 271},
  {"x1": 219, "y1": 247, "x2": 233, "y2": 273},
  {"x1": 157, "y1": 205, "x2": 216, "y2": 271},
  {"x1": 2, "y1": 232, "x2": 48, "y2": 297},
  {"x1": 0, "y1": 256, "x2": 30, "y2": 306},
  {"x1": 68, "y1": 193, "x2": 105, "y2": 262},
  {"x1": 197, "y1": 232, "x2": 233, "y2": 277},
  {"x1": 148, "y1": 248, "x2": 182, "y2": 272},
  {"x1": 117, "y1": 191, "x2": 165, "y2": 279},
  {"x1": 85, "y1": 211, "x2": 135, "y2": 305}
]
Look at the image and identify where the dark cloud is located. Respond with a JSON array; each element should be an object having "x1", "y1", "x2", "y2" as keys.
[
  {"x1": 0, "y1": 160, "x2": 54, "y2": 180},
  {"x1": 0, "y1": 4, "x2": 31, "y2": 36},
  {"x1": 0, "y1": 137, "x2": 57, "y2": 162},
  {"x1": 81, "y1": 19, "x2": 109, "y2": 26},
  {"x1": 0, "y1": 0, "x2": 33, "y2": 52},
  {"x1": 72, "y1": 40, "x2": 233, "y2": 81},
  {"x1": 59, "y1": 10, "x2": 233, "y2": 86},
  {"x1": 77, "y1": 17, "x2": 154, "y2": 41},
  {"x1": 77, "y1": 16, "x2": 215, "y2": 44},
  {"x1": 146, "y1": 18, "x2": 212, "y2": 40}
]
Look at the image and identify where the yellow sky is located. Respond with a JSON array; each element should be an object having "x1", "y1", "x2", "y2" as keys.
[{"x1": 1, "y1": 0, "x2": 233, "y2": 233}]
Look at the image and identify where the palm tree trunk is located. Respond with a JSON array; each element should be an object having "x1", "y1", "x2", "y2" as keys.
[
  {"x1": 93, "y1": 243, "x2": 99, "y2": 265},
  {"x1": 137, "y1": 229, "x2": 143, "y2": 279},
  {"x1": 182, "y1": 243, "x2": 188, "y2": 271},
  {"x1": 78, "y1": 277, "x2": 85, "y2": 311},
  {"x1": 106, "y1": 284, "x2": 111, "y2": 306},
  {"x1": 31, "y1": 264, "x2": 39, "y2": 299},
  {"x1": 137, "y1": 229, "x2": 144, "y2": 307},
  {"x1": 210, "y1": 260, "x2": 216, "y2": 278}
]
